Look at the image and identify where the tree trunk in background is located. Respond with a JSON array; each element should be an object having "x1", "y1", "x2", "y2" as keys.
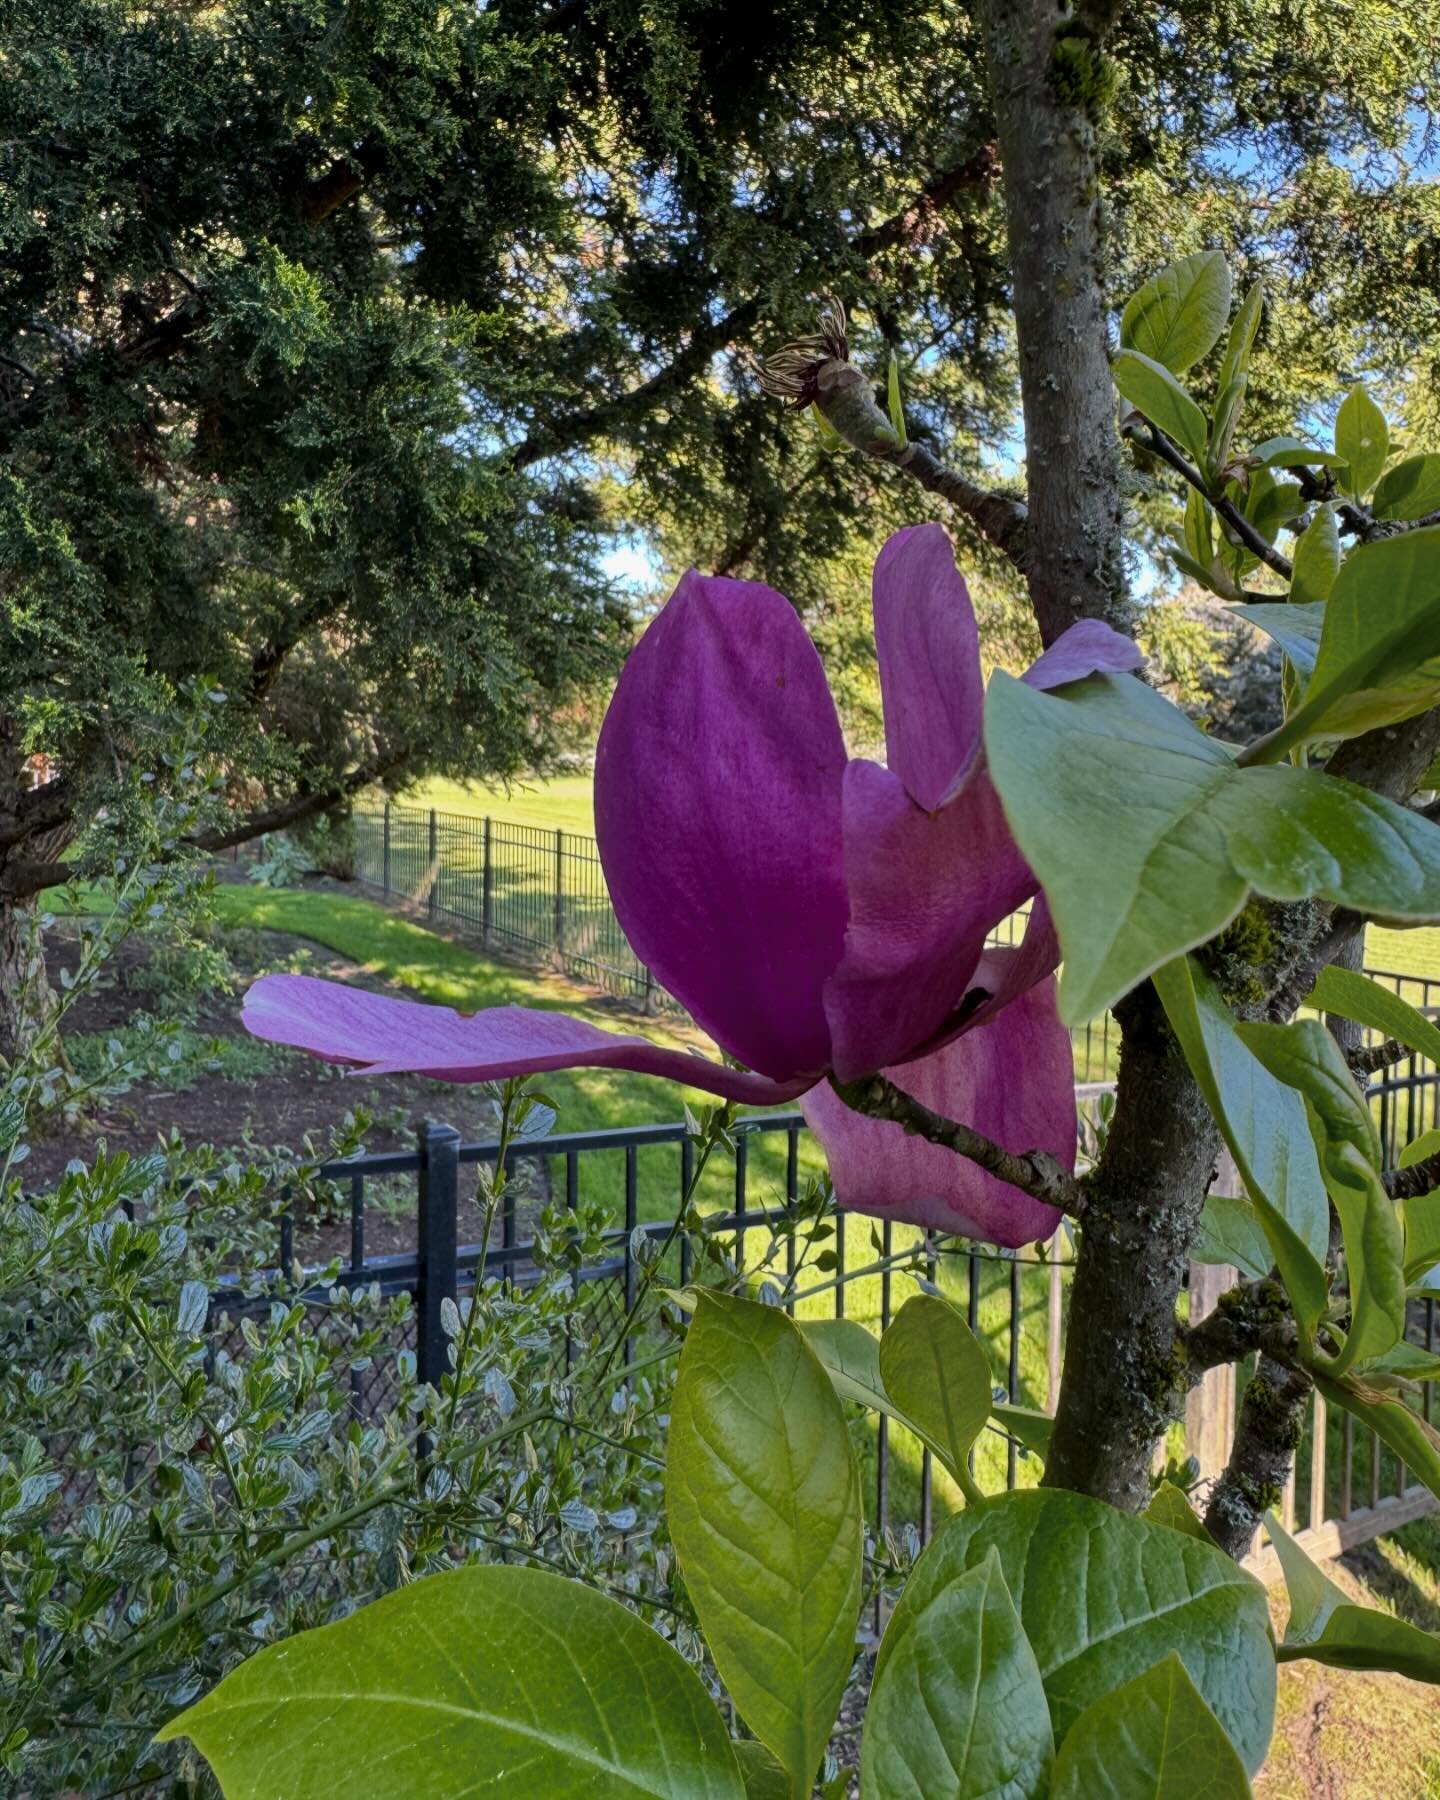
[{"x1": 0, "y1": 894, "x2": 60, "y2": 1071}]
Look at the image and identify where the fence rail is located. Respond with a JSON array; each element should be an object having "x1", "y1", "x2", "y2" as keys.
[
  {"x1": 352, "y1": 802, "x2": 672, "y2": 1009},
  {"x1": 213, "y1": 1075, "x2": 1439, "y2": 1577}
]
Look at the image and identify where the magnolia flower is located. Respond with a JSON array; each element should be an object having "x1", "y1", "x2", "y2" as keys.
[{"x1": 244, "y1": 525, "x2": 1137, "y2": 1246}]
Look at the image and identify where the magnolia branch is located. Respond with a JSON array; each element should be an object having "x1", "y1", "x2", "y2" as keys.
[
  {"x1": 828, "y1": 1074, "x2": 1082, "y2": 1215},
  {"x1": 1127, "y1": 423, "x2": 1294, "y2": 581},
  {"x1": 1385, "y1": 1147, "x2": 1440, "y2": 1199}
]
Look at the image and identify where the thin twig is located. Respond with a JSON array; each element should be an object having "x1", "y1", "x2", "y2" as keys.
[
  {"x1": 1350, "y1": 1037, "x2": 1412, "y2": 1077},
  {"x1": 828, "y1": 1074, "x2": 1082, "y2": 1215},
  {"x1": 1133, "y1": 424, "x2": 1294, "y2": 581}
]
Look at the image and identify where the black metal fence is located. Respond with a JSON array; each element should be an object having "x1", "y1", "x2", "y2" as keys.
[
  {"x1": 213, "y1": 1068, "x2": 1439, "y2": 1558},
  {"x1": 352, "y1": 802, "x2": 672, "y2": 1010}
]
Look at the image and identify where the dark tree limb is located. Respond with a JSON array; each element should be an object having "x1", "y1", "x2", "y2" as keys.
[
  {"x1": 1203, "y1": 1357, "x2": 1312, "y2": 1559},
  {"x1": 192, "y1": 753, "x2": 408, "y2": 854},
  {"x1": 1350, "y1": 1037, "x2": 1411, "y2": 1077},
  {"x1": 828, "y1": 1074, "x2": 1082, "y2": 1216}
]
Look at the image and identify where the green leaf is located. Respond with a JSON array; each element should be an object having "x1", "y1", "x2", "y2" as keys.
[
  {"x1": 1372, "y1": 452, "x2": 1440, "y2": 522},
  {"x1": 1240, "y1": 469, "x2": 1303, "y2": 548},
  {"x1": 1307, "y1": 964, "x2": 1440, "y2": 1065},
  {"x1": 1312, "y1": 1369, "x2": 1440, "y2": 1501},
  {"x1": 1113, "y1": 348, "x2": 1209, "y2": 464},
  {"x1": 734, "y1": 1742, "x2": 791, "y2": 1799},
  {"x1": 155, "y1": 1565, "x2": 744, "y2": 1798},
  {"x1": 1236, "y1": 1020, "x2": 1405, "y2": 1372},
  {"x1": 1172, "y1": 542, "x2": 1243, "y2": 600},
  {"x1": 1266, "y1": 1512, "x2": 1440, "y2": 1682},
  {"x1": 1152, "y1": 959, "x2": 1329, "y2": 1350},
  {"x1": 1050, "y1": 1654, "x2": 1254, "y2": 1799},
  {"x1": 1252, "y1": 435, "x2": 1349, "y2": 472},
  {"x1": 991, "y1": 1402, "x2": 1054, "y2": 1458},
  {"x1": 1335, "y1": 385, "x2": 1389, "y2": 496},
  {"x1": 883, "y1": 1489, "x2": 1276, "y2": 1773},
  {"x1": 1193, "y1": 1192, "x2": 1272, "y2": 1281},
  {"x1": 1364, "y1": 1339, "x2": 1440, "y2": 1386},
  {"x1": 1231, "y1": 600, "x2": 1325, "y2": 676},
  {"x1": 985, "y1": 669, "x2": 1440, "y2": 1025},
  {"x1": 1248, "y1": 526, "x2": 1440, "y2": 761},
  {"x1": 1290, "y1": 503, "x2": 1340, "y2": 604},
  {"x1": 862, "y1": 1549, "x2": 1053, "y2": 1799},
  {"x1": 1217, "y1": 282, "x2": 1263, "y2": 393},
  {"x1": 1121, "y1": 251, "x2": 1233, "y2": 375},
  {"x1": 1397, "y1": 1134, "x2": 1440, "y2": 1283},
  {"x1": 1145, "y1": 1481, "x2": 1215, "y2": 1543},
  {"x1": 799, "y1": 1317, "x2": 948, "y2": 1460},
  {"x1": 879, "y1": 1294, "x2": 992, "y2": 1482},
  {"x1": 668, "y1": 1292, "x2": 862, "y2": 1797}
]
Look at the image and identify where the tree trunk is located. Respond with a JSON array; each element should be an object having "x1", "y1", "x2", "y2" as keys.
[
  {"x1": 0, "y1": 894, "x2": 61, "y2": 1071},
  {"x1": 979, "y1": 0, "x2": 1129, "y2": 646}
]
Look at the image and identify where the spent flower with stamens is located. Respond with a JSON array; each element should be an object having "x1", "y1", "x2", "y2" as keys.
[
  {"x1": 244, "y1": 525, "x2": 1139, "y2": 1246},
  {"x1": 756, "y1": 295, "x2": 850, "y2": 408}
]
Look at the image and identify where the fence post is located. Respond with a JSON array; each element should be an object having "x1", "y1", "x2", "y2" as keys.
[
  {"x1": 1184, "y1": 1257, "x2": 1238, "y2": 1482},
  {"x1": 415, "y1": 1121, "x2": 460, "y2": 1395},
  {"x1": 554, "y1": 828, "x2": 566, "y2": 959},
  {"x1": 382, "y1": 800, "x2": 392, "y2": 899},
  {"x1": 481, "y1": 817, "x2": 494, "y2": 947},
  {"x1": 641, "y1": 965, "x2": 657, "y2": 1016},
  {"x1": 427, "y1": 807, "x2": 439, "y2": 922}
]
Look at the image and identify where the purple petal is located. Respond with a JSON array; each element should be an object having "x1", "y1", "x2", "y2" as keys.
[
  {"x1": 872, "y1": 524, "x2": 984, "y2": 812},
  {"x1": 801, "y1": 976, "x2": 1074, "y2": 1249},
  {"x1": 595, "y1": 569, "x2": 848, "y2": 1081},
  {"x1": 1023, "y1": 618, "x2": 1141, "y2": 690},
  {"x1": 823, "y1": 759, "x2": 1034, "y2": 1081},
  {"x1": 242, "y1": 974, "x2": 813, "y2": 1106},
  {"x1": 928, "y1": 895, "x2": 1062, "y2": 1047}
]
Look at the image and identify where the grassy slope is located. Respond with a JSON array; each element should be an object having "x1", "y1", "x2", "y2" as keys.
[{"x1": 403, "y1": 773, "x2": 596, "y2": 834}]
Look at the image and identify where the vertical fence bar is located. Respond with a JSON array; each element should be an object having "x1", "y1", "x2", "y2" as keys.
[
  {"x1": 1046, "y1": 1236, "x2": 1064, "y2": 1414},
  {"x1": 1309, "y1": 1392, "x2": 1327, "y2": 1530},
  {"x1": 415, "y1": 1122, "x2": 460, "y2": 1395},
  {"x1": 382, "y1": 800, "x2": 392, "y2": 898},
  {"x1": 481, "y1": 817, "x2": 494, "y2": 946},
  {"x1": 1340, "y1": 1412, "x2": 1354, "y2": 1518},
  {"x1": 679, "y1": 1137, "x2": 695, "y2": 1286},
  {"x1": 623, "y1": 1145, "x2": 638, "y2": 1367},
  {"x1": 427, "y1": 807, "x2": 439, "y2": 922},
  {"x1": 554, "y1": 828, "x2": 566, "y2": 960},
  {"x1": 1008, "y1": 1259, "x2": 1022, "y2": 1489}
]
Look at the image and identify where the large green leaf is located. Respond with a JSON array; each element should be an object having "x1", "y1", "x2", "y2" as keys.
[
  {"x1": 882, "y1": 1489, "x2": 1276, "y2": 1773},
  {"x1": 879, "y1": 1294, "x2": 992, "y2": 1482},
  {"x1": 1238, "y1": 1021, "x2": 1405, "y2": 1373},
  {"x1": 1266, "y1": 1513, "x2": 1440, "y2": 1682},
  {"x1": 1217, "y1": 282, "x2": 1263, "y2": 393},
  {"x1": 1372, "y1": 452, "x2": 1440, "y2": 522},
  {"x1": 1249, "y1": 526, "x2": 1440, "y2": 761},
  {"x1": 861, "y1": 1549, "x2": 1053, "y2": 1799},
  {"x1": 1050, "y1": 1655, "x2": 1253, "y2": 1798},
  {"x1": 1252, "y1": 434, "x2": 1349, "y2": 472},
  {"x1": 1307, "y1": 964, "x2": 1440, "y2": 1065},
  {"x1": 1193, "y1": 1192, "x2": 1272, "y2": 1281},
  {"x1": 734, "y1": 1742, "x2": 791, "y2": 1799},
  {"x1": 985, "y1": 670, "x2": 1440, "y2": 1024},
  {"x1": 1336, "y1": 384, "x2": 1389, "y2": 496},
  {"x1": 1152, "y1": 959, "x2": 1329, "y2": 1350},
  {"x1": 1120, "y1": 251, "x2": 1233, "y2": 375},
  {"x1": 668, "y1": 1292, "x2": 862, "y2": 1797},
  {"x1": 799, "y1": 1317, "x2": 950, "y2": 1462},
  {"x1": 1397, "y1": 1130, "x2": 1440, "y2": 1283},
  {"x1": 1289, "y1": 503, "x2": 1340, "y2": 604},
  {"x1": 1231, "y1": 600, "x2": 1325, "y2": 676},
  {"x1": 1312, "y1": 1369, "x2": 1440, "y2": 1501},
  {"x1": 1113, "y1": 348, "x2": 1209, "y2": 464},
  {"x1": 156, "y1": 1565, "x2": 743, "y2": 1798},
  {"x1": 992, "y1": 1402, "x2": 1054, "y2": 1458}
]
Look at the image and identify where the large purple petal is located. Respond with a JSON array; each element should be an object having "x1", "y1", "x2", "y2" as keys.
[
  {"x1": 1023, "y1": 618, "x2": 1141, "y2": 690},
  {"x1": 872, "y1": 524, "x2": 984, "y2": 812},
  {"x1": 822, "y1": 759, "x2": 1034, "y2": 1081},
  {"x1": 801, "y1": 975, "x2": 1074, "y2": 1249},
  {"x1": 243, "y1": 974, "x2": 813, "y2": 1106},
  {"x1": 595, "y1": 569, "x2": 848, "y2": 1081},
  {"x1": 927, "y1": 895, "x2": 1062, "y2": 1048}
]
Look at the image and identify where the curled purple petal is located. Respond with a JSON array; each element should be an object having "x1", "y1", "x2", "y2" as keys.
[
  {"x1": 1023, "y1": 617, "x2": 1141, "y2": 690},
  {"x1": 595, "y1": 569, "x2": 848, "y2": 1081},
  {"x1": 242, "y1": 974, "x2": 814, "y2": 1106},
  {"x1": 802, "y1": 975, "x2": 1074, "y2": 1249},
  {"x1": 872, "y1": 524, "x2": 984, "y2": 812},
  {"x1": 823, "y1": 759, "x2": 1032, "y2": 1081}
]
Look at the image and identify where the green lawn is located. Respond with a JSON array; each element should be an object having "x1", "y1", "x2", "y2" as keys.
[{"x1": 399, "y1": 773, "x2": 596, "y2": 834}]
